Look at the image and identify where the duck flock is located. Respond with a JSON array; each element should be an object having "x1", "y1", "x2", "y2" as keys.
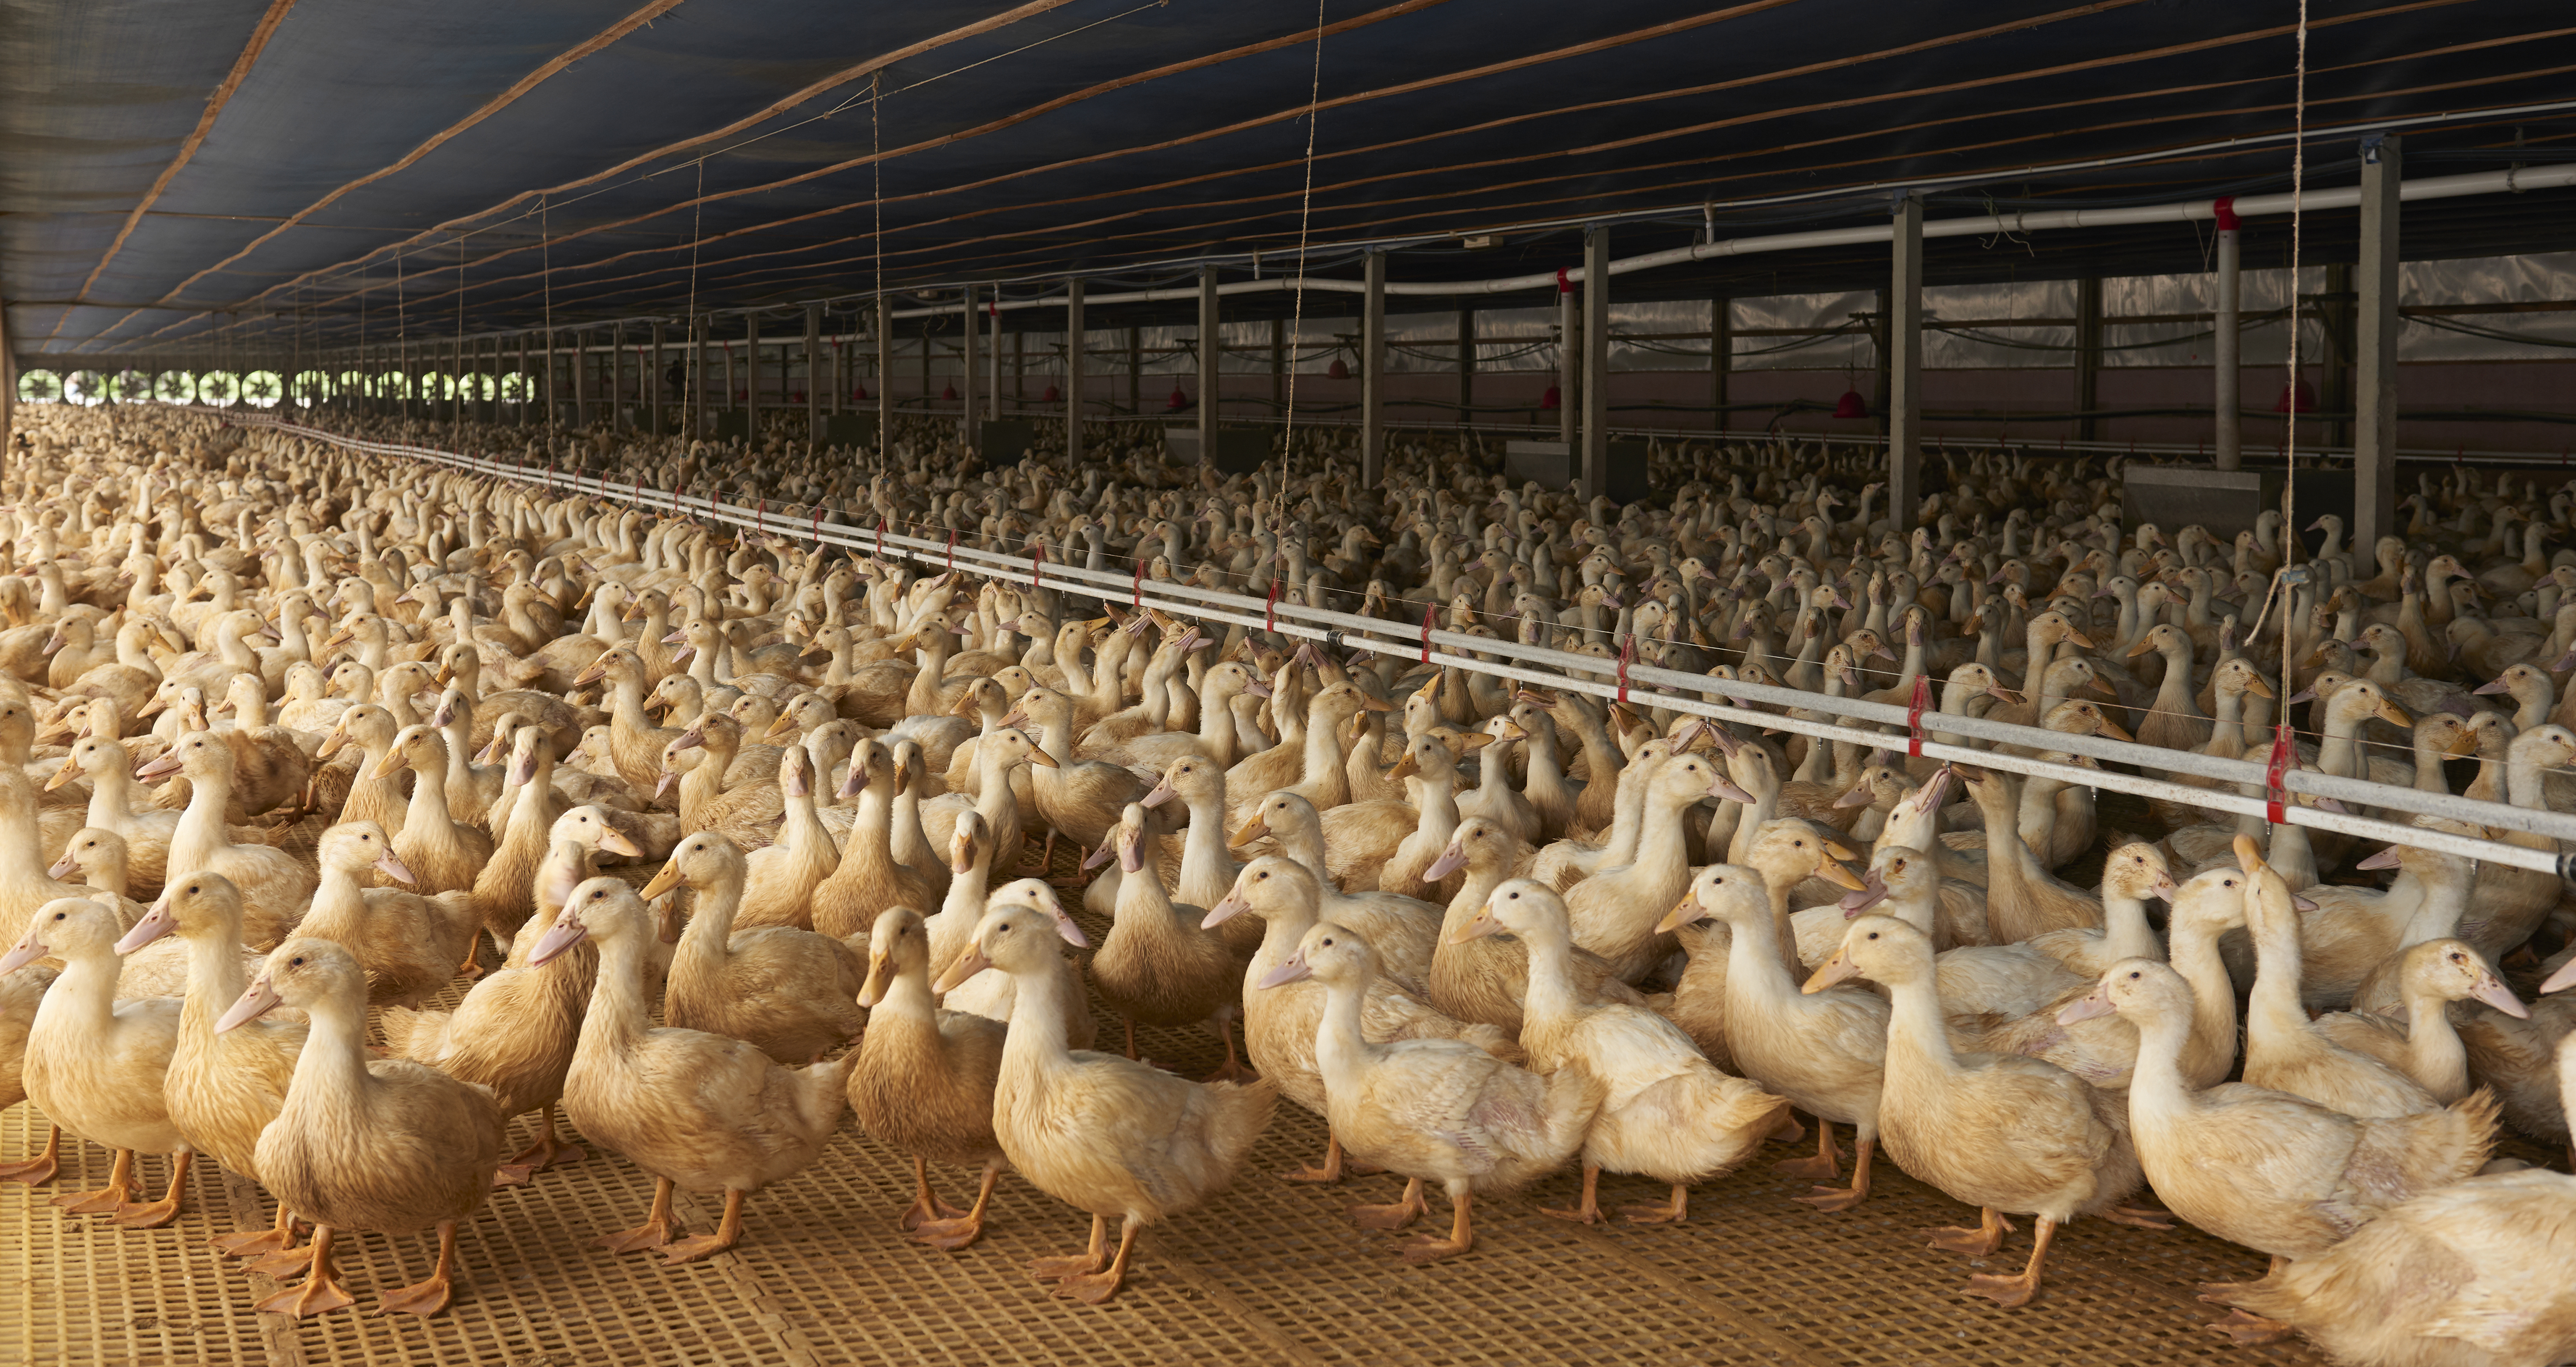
[{"x1": 2, "y1": 400, "x2": 2574, "y2": 1365}]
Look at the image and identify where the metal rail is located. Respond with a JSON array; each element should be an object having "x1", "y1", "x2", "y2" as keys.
[{"x1": 221, "y1": 411, "x2": 2576, "y2": 877}]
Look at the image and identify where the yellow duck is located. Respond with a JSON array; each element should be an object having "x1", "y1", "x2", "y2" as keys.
[
  {"x1": 934, "y1": 901, "x2": 1275, "y2": 1303},
  {"x1": 1458, "y1": 880, "x2": 1787, "y2": 1225},
  {"x1": 641, "y1": 831, "x2": 867, "y2": 1066},
  {"x1": 847, "y1": 906, "x2": 1007, "y2": 1250},
  {"x1": 213, "y1": 937, "x2": 504, "y2": 1317}
]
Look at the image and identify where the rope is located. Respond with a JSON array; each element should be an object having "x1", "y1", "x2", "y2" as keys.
[
  {"x1": 686, "y1": 160, "x2": 705, "y2": 442},
  {"x1": 2274, "y1": 0, "x2": 2310, "y2": 826},
  {"x1": 1279, "y1": 0, "x2": 1325, "y2": 495}
]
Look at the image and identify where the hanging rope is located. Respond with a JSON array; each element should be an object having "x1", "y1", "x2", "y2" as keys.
[
  {"x1": 685, "y1": 160, "x2": 704, "y2": 443},
  {"x1": 2273, "y1": 0, "x2": 2310, "y2": 827},
  {"x1": 1278, "y1": 0, "x2": 1326, "y2": 498}
]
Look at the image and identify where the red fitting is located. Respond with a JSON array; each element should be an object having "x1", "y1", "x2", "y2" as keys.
[
  {"x1": 944, "y1": 528, "x2": 957, "y2": 571},
  {"x1": 1906, "y1": 675, "x2": 1931, "y2": 757},
  {"x1": 2264, "y1": 724, "x2": 2293, "y2": 826},
  {"x1": 1133, "y1": 558, "x2": 1145, "y2": 609},
  {"x1": 2212, "y1": 196, "x2": 2241, "y2": 232},
  {"x1": 1265, "y1": 580, "x2": 1281, "y2": 634},
  {"x1": 1616, "y1": 634, "x2": 1635, "y2": 705},
  {"x1": 1556, "y1": 267, "x2": 1572, "y2": 295},
  {"x1": 1420, "y1": 603, "x2": 1438, "y2": 663}
]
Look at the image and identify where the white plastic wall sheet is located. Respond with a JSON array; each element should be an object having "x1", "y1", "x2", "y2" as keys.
[
  {"x1": 2397, "y1": 251, "x2": 2576, "y2": 360},
  {"x1": 1731, "y1": 290, "x2": 1877, "y2": 372}
]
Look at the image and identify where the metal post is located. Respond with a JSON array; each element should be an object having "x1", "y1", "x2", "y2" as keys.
[
  {"x1": 1361, "y1": 252, "x2": 1386, "y2": 489},
  {"x1": 1557, "y1": 278, "x2": 1578, "y2": 446},
  {"x1": 2214, "y1": 205, "x2": 2241, "y2": 470},
  {"x1": 1580, "y1": 226, "x2": 1609, "y2": 500},
  {"x1": 2354, "y1": 133, "x2": 2402, "y2": 550},
  {"x1": 1065, "y1": 279, "x2": 1085, "y2": 465},
  {"x1": 1270, "y1": 316, "x2": 1285, "y2": 415},
  {"x1": 1199, "y1": 264, "x2": 1221, "y2": 466},
  {"x1": 1457, "y1": 307, "x2": 1475, "y2": 426},
  {"x1": 988, "y1": 295, "x2": 1002, "y2": 424},
  {"x1": 876, "y1": 296, "x2": 893, "y2": 455},
  {"x1": 1127, "y1": 327, "x2": 1141, "y2": 416},
  {"x1": 2075, "y1": 276, "x2": 2103, "y2": 444},
  {"x1": 575, "y1": 328, "x2": 592, "y2": 429},
  {"x1": 517, "y1": 334, "x2": 530, "y2": 425},
  {"x1": 961, "y1": 284, "x2": 979, "y2": 448},
  {"x1": 805, "y1": 302, "x2": 822, "y2": 445},
  {"x1": 649, "y1": 322, "x2": 664, "y2": 437},
  {"x1": 1711, "y1": 294, "x2": 1731, "y2": 436},
  {"x1": 1887, "y1": 193, "x2": 1925, "y2": 532},
  {"x1": 744, "y1": 313, "x2": 760, "y2": 441}
]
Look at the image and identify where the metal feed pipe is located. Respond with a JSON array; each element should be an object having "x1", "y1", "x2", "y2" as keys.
[{"x1": 221, "y1": 412, "x2": 2576, "y2": 877}]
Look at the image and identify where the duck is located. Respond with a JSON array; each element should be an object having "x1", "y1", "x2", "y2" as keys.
[
  {"x1": 2058, "y1": 957, "x2": 2500, "y2": 1269},
  {"x1": 1805, "y1": 915, "x2": 2149, "y2": 1307},
  {"x1": 2314, "y1": 939, "x2": 2527, "y2": 1105},
  {"x1": 373, "y1": 724, "x2": 498, "y2": 896},
  {"x1": 0, "y1": 962, "x2": 61, "y2": 1182},
  {"x1": 1562, "y1": 747, "x2": 1748, "y2": 983},
  {"x1": 934, "y1": 900, "x2": 1276, "y2": 1302},
  {"x1": 111, "y1": 872, "x2": 309, "y2": 1256},
  {"x1": 1660, "y1": 862, "x2": 1885, "y2": 1212},
  {"x1": 1258, "y1": 919, "x2": 1599, "y2": 1263},
  {"x1": 1458, "y1": 880, "x2": 1786, "y2": 1225},
  {"x1": 302, "y1": 822, "x2": 479, "y2": 1009},
  {"x1": 0, "y1": 897, "x2": 190, "y2": 1227},
  {"x1": 211, "y1": 937, "x2": 504, "y2": 1316},
  {"x1": 1423, "y1": 817, "x2": 1644, "y2": 1037},
  {"x1": 2236, "y1": 836, "x2": 2443, "y2": 1118},
  {"x1": 1087, "y1": 802, "x2": 1243, "y2": 1074},
  {"x1": 1204, "y1": 855, "x2": 1516, "y2": 1183},
  {"x1": 847, "y1": 906, "x2": 1007, "y2": 1250},
  {"x1": 1231, "y1": 791, "x2": 1444, "y2": 989},
  {"x1": 53, "y1": 734, "x2": 181, "y2": 898},
  {"x1": 135, "y1": 731, "x2": 314, "y2": 948},
  {"x1": 641, "y1": 831, "x2": 867, "y2": 1066},
  {"x1": 533, "y1": 877, "x2": 850, "y2": 1262}
]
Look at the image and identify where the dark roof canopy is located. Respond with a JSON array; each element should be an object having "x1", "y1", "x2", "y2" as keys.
[{"x1": 6, "y1": 0, "x2": 2573, "y2": 358}]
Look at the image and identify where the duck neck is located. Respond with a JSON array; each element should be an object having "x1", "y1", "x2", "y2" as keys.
[
  {"x1": 1723, "y1": 907, "x2": 1802, "y2": 1001},
  {"x1": 402, "y1": 761, "x2": 454, "y2": 846},
  {"x1": 2399, "y1": 981, "x2": 2470, "y2": 1101},
  {"x1": 85, "y1": 760, "x2": 142, "y2": 826},
  {"x1": 171, "y1": 766, "x2": 233, "y2": 870},
  {"x1": 1311, "y1": 973, "x2": 1372, "y2": 1094},
  {"x1": 1882, "y1": 971, "x2": 1959, "y2": 1073},
  {"x1": 2100, "y1": 890, "x2": 2160, "y2": 962},
  {"x1": 1517, "y1": 925, "x2": 1584, "y2": 1030},
  {"x1": 287, "y1": 986, "x2": 377, "y2": 1102},
  {"x1": 181, "y1": 923, "x2": 252, "y2": 1035},
  {"x1": 997, "y1": 960, "x2": 1076, "y2": 1072},
  {"x1": 675, "y1": 867, "x2": 746, "y2": 972},
  {"x1": 2126, "y1": 1007, "x2": 2197, "y2": 1113},
  {"x1": 2244, "y1": 896, "x2": 2311, "y2": 1040},
  {"x1": 579, "y1": 931, "x2": 653, "y2": 1055}
]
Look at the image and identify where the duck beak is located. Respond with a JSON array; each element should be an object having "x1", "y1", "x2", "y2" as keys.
[
  {"x1": 1081, "y1": 841, "x2": 1116, "y2": 872},
  {"x1": 1388, "y1": 750, "x2": 1419, "y2": 779},
  {"x1": 2233, "y1": 833, "x2": 2269, "y2": 873},
  {"x1": 2379, "y1": 700, "x2": 2415, "y2": 727},
  {"x1": 2125, "y1": 637, "x2": 2156, "y2": 658},
  {"x1": 1800, "y1": 949, "x2": 1859, "y2": 994},
  {"x1": 2055, "y1": 983, "x2": 2116, "y2": 1024},
  {"x1": 931, "y1": 944, "x2": 993, "y2": 995},
  {"x1": 1140, "y1": 777, "x2": 1177, "y2": 808},
  {"x1": 213, "y1": 974, "x2": 284, "y2": 1033},
  {"x1": 1229, "y1": 814, "x2": 1268, "y2": 848},
  {"x1": 43, "y1": 758, "x2": 79, "y2": 792},
  {"x1": 572, "y1": 661, "x2": 608, "y2": 687},
  {"x1": 374, "y1": 851, "x2": 417, "y2": 884},
  {"x1": 134, "y1": 750, "x2": 183, "y2": 781},
  {"x1": 2243, "y1": 675, "x2": 2276, "y2": 701},
  {"x1": 2472, "y1": 972, "x2": 2529, "y2": 1019},
  {"x1": 1202, "y1": 888, "x2": 1252, "y2": 928},
  {"x1": 640, "y1": 859, "x2": 685, "y2": 901},
  {"x1": 2354, "y1": 845, "x2": 2404, "y2": 871},
  {"x1": 858, "y1": 952, "x2": 895, "y2": 1009},
  {"x1": 1422, "y1": 843, "x2": 1467, "y2": 882},
  {"x1": 1653, "y1": 894, "x2": 1706, "y2": 935},
  {"x1": 1814, "y1": 858, "x2": 1868, "y2": 892},
  {"x1": 369, "y1": 750, "x2": 411, "y2": 781},
  {"x1": 2541, "y1": 955, "x2": 2576, "y2": 995},
  {"x1": 528, "y1": 909, "x2": 590, "y2": 967},
  {"x1": 1709, "y1": 775, "x2": 1755, "y2": 803},
  {"x1": 2094, "y1": 715, "x2": 2135, "y2": 742},
  {"x1": 1254, "y1": 951, "x2": 1313, "y2": 990},
  {"x1": 1839, "y1": 870, "x2": 1889, "y2": 916},
  {"x1": 1024, "y1": 747, "x2": 1058, "y2": 769},
  {"x1": 1450, "y1": 902, "x2": 1508, "y2": 945},
  {"x1": 598, "y1": 825, "x2": 644, "y2": 858}
]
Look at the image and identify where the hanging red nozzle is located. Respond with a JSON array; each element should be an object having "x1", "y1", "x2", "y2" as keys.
[
  {"x1": 1833, "y1": 389, "x2": 1869, "y2": 419},
  {"x1": 2275, "y1": 378, "x2": 2316, "y2": 414},
  {"x1": 1167, "y1": 386, "x2": 1189, "y2": 411},
  {"x1": 1326, "y1": 358, "x2": 1350, "y2": 381},
  {"x1": 1540, "y1": 384, "x2": 1561, "y2": 410}
]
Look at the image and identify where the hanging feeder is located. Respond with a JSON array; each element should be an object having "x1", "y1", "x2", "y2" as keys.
[
  {"x1": 1042, "y1": 383, "x2": 1061, "y2": 402},
  {"x1": 2275, "y1": 378, "x2": 2317, "y2": 413},
  {"x1": 1326, "y1": 358, "x2": 1350, "y2": 381},
  {"x1": 1833, "y1": 389, "x2": 1869, "y2": 419},
  {"x1": 941, "y1": 382, "x2": 958, "y2": 401},
  {"x1": 1167, "y1": 386, "x2": 1189, "y2": 411},
  {"x1": 1540, "y1": 384, "x2": 1561, "y2": 410}
]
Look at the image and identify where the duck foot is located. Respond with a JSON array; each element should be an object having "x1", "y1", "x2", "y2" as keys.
[
  {"x1": 598, "y1": 1176, "x2": 680, "y2": 1254},
  {"x1": 1050, "y1": 1219, "x2": 1139, "y2": 1304},
  {"x1": 2103, "y1": 1204, "x2": 2174, "y2": 1231},
  {"x1": 1350, "y1": 1176, "x2": 1427, "y2": 1230},
  {"x1": 0, "y1": 1126, "x2": 61, "y2": 1185},
  {"x1": 2203, "y1": 1309, "x2": 2295, "y2": 1345},
  {"x1": 1792, "y1": 1138, "x2": 1875, "y2": 1213},
  {"x1": 1281, "y1": 1134, "x2": 1345, "y2": 1184},
  {"x1": 254, "y1": 1227, "x2": 357, "y2": 1318},
  {"x1": 912, "y1": 1164, "x2": 999, "y2": 1252},
  {"x1": 1925, "y1": 1207, "x2": 2013, "y2": 1257},
  {"x1": 1200, "y1": 1015, "x2": 1254, "y2": 1083},
  {"x1": 211, "y1": 1206, "x2": 300, "y2": 1259},
  {"x1": 1030, "y1": 1213, "x2": 1110, "y2": 1281},
  {"x1": 1959, "y1": 1215, "x2": 2055, "y2": 1309},
  {"x1": 54, "y1": 1147, "x2": 136, "y2": 1214},
  {"x1": 1621, "y1": 1184, "x2": 1691, "y2": 1225},
  {"x1": 112, "y1": 1152, "x2": 190, "y2": 1228},
  {"x1": 247, "y1": 1244, "x2": 317, "y2": 1277},
  {"x1": 374, "y1": 1222, "x2": 458, "y2": 1317},
  {"x1": 1397, "y1": 1191, "x2": 1475, "y2": 1265},
  {"x1": 1772, "y1": 1119, "x2": 1845, "y2": 1181},
  {"x1": 659, "y1": 1190, "x2": 744, "y2": 1264},
  {"x1": 897, "y1": 1156, "x2": 968, "y2": 1231},
  {"x1": 1540, "y1": 1163, "x2": 1604, "y2": 1224}
]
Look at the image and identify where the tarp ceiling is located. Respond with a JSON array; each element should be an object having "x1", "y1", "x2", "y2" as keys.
[{"x1": 4, "y1": 0, "x2": 2572, "y2": 358}]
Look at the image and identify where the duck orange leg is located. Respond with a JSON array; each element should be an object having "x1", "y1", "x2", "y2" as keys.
[
  {"x1": 54, "y1": 1146, "x2": 136, "y2": 1214},
  {"x1": 375, "y1": 1219, "x2": 460, "y2": 1316},
  {"x1": 1199, "y1": 1012, "x2": 1254, "y2": 1084},
  {"x1": 1029, "y1": 1213, "x2": 1109, "y2": 1281},
  {"x1": 1924, "y1": 1204, "x2": 2013, "y2": 1257},
  {"x1": 1052, "y1": 1215, "x2": 1141, "y2": 1304},
  {"x1": 494, "y1": 1105, "x2": 589, "y2": 1187},
  {"x1": 1282, "y1": 1133, "x2": 1346, "y2": 1184},
  {"x1": 659, "y1": 1188, "x2": 744, "y2": 1263},
  {"x1": 1350, "y1": 1175, "x2": 1427, "y2": 1230},
  {"x1": 254, "y1": 1224, "x2": 358, "y2": 1317},
  {"x1": 1963, "y1": 1214, "x2": 2057, "y2": 1308},
  {"x1": 1623, "y1": 1183, "x2": 1692, "y2": 1225},
  {"x1": 1794, "y1": 1137, "x2": 1875, "y2": 1212},
  {"x1": 897, "y1": 1155, "x2": 969, "y2": 1232},
  {"x1": 212, "y1": 1200, "x2": 300, "y2": 1258},
  {"x1": 1772, "y1": 1117, "x2": 1845, "y2": 1181},
  {"x1": 112, "y1": 1150, "x2": 190, "y2": 1228},
  {"x1": 1540, "y1": 1163, "x2": 1604, "y2": 1224},
  {"x1": 0, "y1": 1125, "x2": 60, "y2": 1185},
  {"x1": 597, "y1": 1176, "x2": 680, "y2": 1254},
  {"x1": 1399, "y1": 1186, "x2": 1475, "y2": 1264},
  {"x1": 913, "y1": 1161, "x2": 1000, "y2": 1251}
]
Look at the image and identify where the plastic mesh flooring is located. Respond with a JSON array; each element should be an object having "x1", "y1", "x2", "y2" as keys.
[{"x1": 1, "y1": 884, "x2": 2340, "y2": 1367}]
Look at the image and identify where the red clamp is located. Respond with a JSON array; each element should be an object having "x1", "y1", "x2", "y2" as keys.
[
  {"x1": 755, "y1": 498, "x2": 765, "y2": 537},
  {"x1": 1133, "y1": 558, "x2": 1145, "y2": 609},
  {"x1": 1031, "y1": 541, "x2": 1045, "y2": 593},
  {"x1": 810, "y1": 503, "x2": 824, "y2": 541},
  {"x1": 2212, "y1": 195, "x2": 2240, "y2": 232},
  {"x1": 945, "y1": 528, "x2": 957, "y2": 572},
  {"x1": 876, "y1": 515, "x2": 888, "y2": 561},
  {"x1": 1265, "y1": 579, "x2": 1281, "y2": 634},
  {"x1": 1616, "y1": 633, "x2": 1635, "y2": 705},
  {"x1": 1555, "y1": 267, "x2": 1572, "y2": 295},
  {"x1": 632, "y1": 472, "x2": 644, "y2": 507},
  {"x1": 1906, "y1": 674, "x2": 1931, "y2": 757},
  {"x1": 2265, "y1": 723, "x2": 2294, "y2": 826},
  {"x1": 1420, "y1": 602, "x2": 1437, "y2": 663}
]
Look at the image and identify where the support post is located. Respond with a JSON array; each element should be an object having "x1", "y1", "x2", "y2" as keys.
[
  {"x1": 1199, "y1": 263, "x2": 1221, "y2": 466},
  {"x1": 805, "y1": 302, "x2": 822, "y2": 444},
  {"x1": 1065, "y1": 279, "x2": 1085, "y2": 465},
  {"x1": 1557, "y1": 275, "x2": 1578, "y2": 446},
  {"x1": 961, "y1": 284, "x2": 980, "y2": 448},
  {"x1": 573, "y1": 329, "x2": 590, "y2": 429},
  {"x1": 1580, "y1": 226, "x2": 1609, "y2": 500},
  {"x1": 517, "y1": 334, "x2": 530, "y2": 426},
  {"x1": 745, "y1": 313, "x2": 760, "y2": 440},
  {"x1": 2354, "y1": 133, "x2": 2402, "y2": 550},
  {"x1": 2075, "y1": 276, "x2": 2103, "y2": 444},
  {"x1": 649, "y1": 322, "x2": 664, "y2": 437},
  {"x1": 1457, "y1": 307, "x2": 1475, "y2": 427},
  {"x1": 988, "y1": 297, "x2": 1002, "y2": 423},
  {"x1": 1711, "y1": 294, "x2": 1731, "y2": 435},
  {"x1": 1270, "y1": 316, "x2": 1285, "y2": 415},
  {"x1": 876, "y1": 296, "x2": 893, "y2": 457},
  {"x1": 1127, "y1": 327, "x2": 1141, "y2": 417},
  {"x1": 1361, "y1": 251, "x2": 1386, "y2": 489},
  {"x1": 1887, "y1": 193, "x2": 1925, "y2": 532},
  {"x1": 2214, "y1": 203, "x2": 2241, "y2": 470}
]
